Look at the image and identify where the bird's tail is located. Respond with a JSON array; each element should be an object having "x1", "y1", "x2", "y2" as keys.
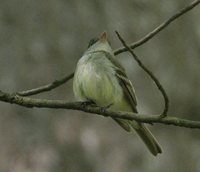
[
  {"x1": 135, "y1": 124, "x2": 162, "y2": 156},
  {"x1": 113, "y1": 118, "x2": 162, "y2": 156}
]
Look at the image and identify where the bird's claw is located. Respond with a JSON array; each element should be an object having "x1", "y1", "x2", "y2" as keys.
[
  {"x1": 100, "y1": 103, "x2": 113, "y2": 113},
  {"x1": 81, "y1": 100, "x2": 96, "y2": 108},
  {"x1": 159, "y1": 113, "x2": 167, "y2": 118}
]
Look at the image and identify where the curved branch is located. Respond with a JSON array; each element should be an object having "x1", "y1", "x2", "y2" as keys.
[
  {"x1": 115, "y1": 31, "x2": 169, "y2": 117},
  {"x1": 17, "y1": 72, "x2": 74, "y2": 96},
  {"x1": 114, "y1": 0, "x2": 200, "y2": 55},
  {"x1": 0, "y1": 90, "x2": 199, "y2": 129}
]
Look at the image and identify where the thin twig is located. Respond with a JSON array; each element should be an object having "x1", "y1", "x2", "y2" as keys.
[
  {"x1": 17, "y1": 73, "x2": 74, "y2": 96},
  {"x1": 115, "y1": 31, "x2": 169, "y2": 117},
  {"x1": 0, "y1": 90, "x2": 199, "y2": 129},
  {"x1": 114, "y1": 0, "x2": 200, "y2": 55}
]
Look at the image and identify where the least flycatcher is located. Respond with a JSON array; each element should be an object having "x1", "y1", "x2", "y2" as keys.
[{"x1": 73, "y1": 32, "x2": 162, "y2": 156}]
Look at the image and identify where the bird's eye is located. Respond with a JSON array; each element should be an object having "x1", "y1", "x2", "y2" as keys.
[{"x1": 88, "y1": 38, "x2": 99, "y2": 48}]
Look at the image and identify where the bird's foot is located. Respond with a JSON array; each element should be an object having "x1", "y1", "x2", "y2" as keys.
[
  {"x1": 100, "y1": 103, "x2": 113, "y2": 113},
  {"x1": 159, "y1": 113, "x2": 167, "y2": 118},
  {"x1": 81, "y1": 100, "x2": 96, "y2": 108}
]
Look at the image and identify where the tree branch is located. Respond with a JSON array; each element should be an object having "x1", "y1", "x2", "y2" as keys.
[
  {"x1": 0, "y1": 90, "x2": 199, "y2": 129},
  {"x1": 115, "y1": 31, "x2": 169, "y2": 117},
  {"x1": 114, "y1": 0, "x2": 200, "y2": 55},
  {"x1": 17, "y1": 72, "x2": 74, "y2": 96}
]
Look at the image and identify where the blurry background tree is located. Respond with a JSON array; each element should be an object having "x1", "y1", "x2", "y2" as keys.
[{"x1": 0, "y1": 0, "x2": 200, "y2": 172}]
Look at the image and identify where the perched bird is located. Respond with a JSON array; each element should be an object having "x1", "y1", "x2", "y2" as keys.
[{"x1": 73, "y1": 32, "x2": 162, "y2": 156}]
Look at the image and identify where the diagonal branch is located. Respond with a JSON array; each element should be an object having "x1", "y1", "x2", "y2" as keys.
[
  {"x1": 114, "y1": 0, "x2": 200, "y2": 55},
  {"x1": 17, "y1": 72, "x2": 74, "y2": 96},
  {"x1": 115, "y1": 31, "x2": 169, "y2": 117},
  {"x1": 0, "y1": 90, "x2": 199, "y2": 129}
]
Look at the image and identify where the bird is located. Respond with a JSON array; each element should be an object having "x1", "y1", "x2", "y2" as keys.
[{"x1": 73, "y1": 32, "x2": 162, "y2": 156}]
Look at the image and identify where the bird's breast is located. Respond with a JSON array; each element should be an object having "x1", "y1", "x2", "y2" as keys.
[{"x1": 73, "y1": 55, "x2": 123, "y2": 107}]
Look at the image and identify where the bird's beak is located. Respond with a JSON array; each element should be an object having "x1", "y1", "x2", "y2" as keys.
[{"x1": 99, "y1": 31, "x2": 108, "y2": 42}]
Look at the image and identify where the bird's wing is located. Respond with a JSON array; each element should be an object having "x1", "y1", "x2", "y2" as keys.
[
  {"x1": 104, "y1": 52, "x2": 137, "y2": 112},
  {"x1": 116, "y1": 71, "x2": 137, "y2": 112}
]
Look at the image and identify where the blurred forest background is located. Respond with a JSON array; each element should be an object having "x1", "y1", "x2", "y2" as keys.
[{"x1": 0, "y1": 0, "x2": 200, "y2": 171}]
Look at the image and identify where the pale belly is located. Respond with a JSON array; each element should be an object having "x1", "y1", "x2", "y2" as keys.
[{"x1": 73, "y1": 59, "x2": 130, "y2": 110}]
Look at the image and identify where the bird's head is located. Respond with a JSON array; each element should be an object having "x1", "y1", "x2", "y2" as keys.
[{"x1": 86, "y1": 32, "x2": 113, "y2": 54}]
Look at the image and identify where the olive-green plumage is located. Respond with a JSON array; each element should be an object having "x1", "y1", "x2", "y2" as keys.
[{"x1": 73, "y1": 32, "x2": 162, "y2": 156}]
